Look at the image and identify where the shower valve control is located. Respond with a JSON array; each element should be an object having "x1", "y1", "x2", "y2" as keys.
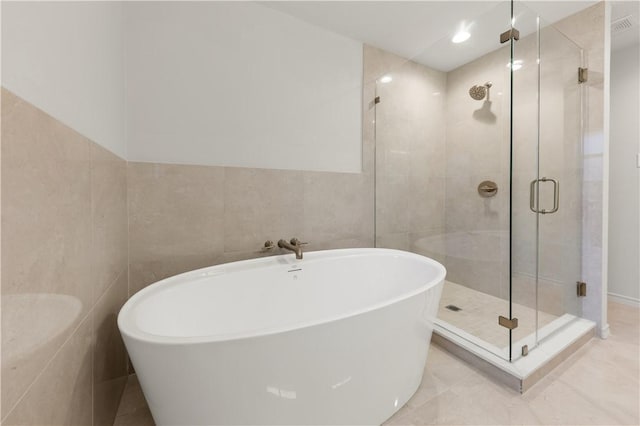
[{"x1": 478, "y1": 181, "x2": 498, "y2": 197}]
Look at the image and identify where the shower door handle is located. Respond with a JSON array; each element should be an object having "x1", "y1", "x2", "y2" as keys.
[{"x1": 529, "y1": 177, "x2": 559, "y2": 214}]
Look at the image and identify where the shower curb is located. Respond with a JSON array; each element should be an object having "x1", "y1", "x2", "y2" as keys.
[{"x1": 431, "y1": 319, "x2": 596, "y2": 393}]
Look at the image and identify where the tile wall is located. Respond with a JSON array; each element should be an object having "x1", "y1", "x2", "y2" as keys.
[
  {"x1": 371, "y1": 3, "x2": 605, "y2": 329},
  {"x1": 127, "y1": 163, "x2": 374, "y2": 295},
  {"x1": 443, "y1": 37, "x2": 511, "y2": 301},
  {"x1": 368, "y1": 46, "x2": 448, "y2": 259},
  {"x1": 1, "y1": 89, "x2": 128, "y2": 425}
]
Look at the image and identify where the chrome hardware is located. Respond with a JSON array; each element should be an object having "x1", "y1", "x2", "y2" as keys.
[
  {"x1": 498, "y1": 315, "x2": 518, "y2": 330},
  {"x1": 278, "y1": 238, "x2": 304, "y2": 260},
  {"x1": 500, "y1": 28, "x2": 520, "y2": 44},
  {"x1": 577, "y1": 281, "x2": 587, "y2": 297},
  {"x1": 522, "y1": 345, "x2": 529, "y2": 356},
  {"x1": 578, "y1": 67, "x2": 588, "y2": 83},
  {"x1": 529, "y1": 177, "x2": 559, "y2": 214},
  {"x1": 478, "y1": 180, "x2": 498, "y2": 197}
]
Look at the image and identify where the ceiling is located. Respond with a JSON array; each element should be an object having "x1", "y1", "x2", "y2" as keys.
[{"x1": 263, "y1": 1, "x2": 631, "y2": 72}]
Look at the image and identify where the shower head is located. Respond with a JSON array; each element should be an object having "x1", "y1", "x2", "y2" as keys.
[{"x1": 469, "y1": 82, "x2": 492, "y2": 100}]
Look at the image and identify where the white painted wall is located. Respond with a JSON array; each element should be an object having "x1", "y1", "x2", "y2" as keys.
[
  {"x1": 608, "y1": 42, "x2": 640, "y2": 305},
  {"x1": 124, "y1": 2, "x2": 363, "y2": 173},
  {"x1": 1, "y1": 1, "x2": 126, "y2": 159}
]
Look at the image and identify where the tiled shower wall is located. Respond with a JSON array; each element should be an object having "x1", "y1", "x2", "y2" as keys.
[
  {"x1": 371, "y1": 3, "x2": 605, "y2": 329},
  {"x1": 371, "y1": 46, "x2": 448, "y2": 256},
  {"x1": 1, "y1": 89, "x2": 128, "y2": 425},
  {"x1": 127, "y1": 164, "x2": 374, "y2": 295},
  {"x1": 443, "y1": 40, "x2": 511, "y2": 301},
  {"x1": 442, "y1": 16, "x2": 586, "y2": 316}
]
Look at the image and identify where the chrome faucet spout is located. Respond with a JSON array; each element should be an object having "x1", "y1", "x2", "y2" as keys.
[{"x1": 277, "y1": 239, "x2": 303, "y2": 259}]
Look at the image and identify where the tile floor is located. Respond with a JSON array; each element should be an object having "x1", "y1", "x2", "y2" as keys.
[
  {"x1": 438, "y1": 281, "x2": 559, "y2": 351},
  {"x1": 114, "y1": 302, "x2": 639, "y2": 425}
]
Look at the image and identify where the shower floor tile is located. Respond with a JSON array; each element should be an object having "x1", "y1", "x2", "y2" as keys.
[{"x1": 437, "y1": 281, "x2": 559, "y2": 352}]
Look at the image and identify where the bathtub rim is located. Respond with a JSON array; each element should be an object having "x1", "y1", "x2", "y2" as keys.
[{"x1": 118, "y1": 248, "x2": 446, "y2": 346}]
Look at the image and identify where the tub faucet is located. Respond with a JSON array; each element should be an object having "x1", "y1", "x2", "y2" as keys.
[{"x1": 278, "y1": 238, "x2": 304, "y2": 260}]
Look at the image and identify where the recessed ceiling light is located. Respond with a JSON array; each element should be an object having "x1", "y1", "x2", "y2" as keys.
[
  {"x1": 380, "y1": 75, "x2": 393, "y2": 83},
  {"x1": 452, "y1": 30, "x2": 471, "y2": 44}
]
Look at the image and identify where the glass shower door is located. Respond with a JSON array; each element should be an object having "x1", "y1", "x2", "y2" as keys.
[
  {"x1": 536, "y1": 17, "x2": 584, "y2": 341},
  {"x1": 510, "y1": 2, "x2": 584, "y2": 360}
]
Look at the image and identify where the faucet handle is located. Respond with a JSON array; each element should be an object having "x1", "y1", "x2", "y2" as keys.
[
  {"x1": 290, "y1": 238, "x2": 308, "y2": 246},
  {"x1": 262, "y1": 240, "x2": 276, "y2": 251}
]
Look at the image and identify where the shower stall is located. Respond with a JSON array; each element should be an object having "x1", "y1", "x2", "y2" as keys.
[{"x1": 372, "y1": 0, "x2": 595, "y2": 380}]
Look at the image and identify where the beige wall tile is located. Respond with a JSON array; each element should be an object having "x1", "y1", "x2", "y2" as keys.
[
  {"x1": 93, "y1": 271, "x2": 128, "y2": 426},
  {"x1": 370, "y1": 47, "x2": 447, "y2": 252},
  {"x1": 409, "y1": 230, "x2": 447, "y2": 265},
  {"x1": 376, "y1": 173, "x2": 410, "y2": 235},
  {"x1": 91, "y1": 143, "x2": 128, "y2": 303},
  {"x1": 129, "y1": 253, "x2": 223, "y2": 296},
  {"x1": 361, "y1": 80, "x2": 377, "y2": 179},
  {"x1": 127, "y1": 162, "x2": 374, "y2": 291},
  {"x1": 301, "y1": 237, "x2": 373, "y2": 252},
  {"x1": 363, "y1": 45, "x2": 410, "y2": 85},
  {"x1": 554, "y1": 3, "x2": 604, "y2": 53},
  {"x1": 302, "y1": 171, "x2": 373, "y2": 247},
  {"x1": 224, "y1": 167, "x2": 304, "y2": 253},
  {"x1": 1, "y1": 89, "x2": 93, "y2": 417},
  {"x1": 2, "y1": 88, "x2": 129, "y2": 425},
  {"x1": 3, "y1": 317, "x2": 93, "y2": 426},
  {"x1": 376, "y1": 232, "x2": 410, "y2": 251},
  {"x1": 409, "y1": 177, "x2": 445, "y2": 233},
  {"x1": 128, "y1": 162, "x2": 224, "y2": 294}
]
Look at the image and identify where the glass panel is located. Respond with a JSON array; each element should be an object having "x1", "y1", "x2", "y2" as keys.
[
  {"x1": 537, "y1": 18, "x2": 584, "y2": 336},
  {"x1": 373, "y1": 1, "x2": 514, "y2": 360},
  {"x1": 510, "y1": 0, "x2": 543, "y2": 361},
  {"x1": 510, "y1": 1, "x2": 584, "y2": 360}
]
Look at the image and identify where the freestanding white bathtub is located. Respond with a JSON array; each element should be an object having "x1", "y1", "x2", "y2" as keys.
[{"x1": 118, "y1": 248, "x2": 445, "y2": 425}]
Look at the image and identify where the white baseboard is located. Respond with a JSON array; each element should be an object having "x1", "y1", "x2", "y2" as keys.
[{"x1": 608, "y1": 292, "x2": 640, "y2": 308}]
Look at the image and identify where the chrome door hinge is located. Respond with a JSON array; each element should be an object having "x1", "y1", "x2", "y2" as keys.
[
  {"x1": 577, "y1": 281, "x2": 587, "y2": 297},
  {"x1": 578, "y1": 67, "x2": 588, "y2": 83},
  {"x1": 498, "y1": 315, "x2": 519, "y2": 330}
]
